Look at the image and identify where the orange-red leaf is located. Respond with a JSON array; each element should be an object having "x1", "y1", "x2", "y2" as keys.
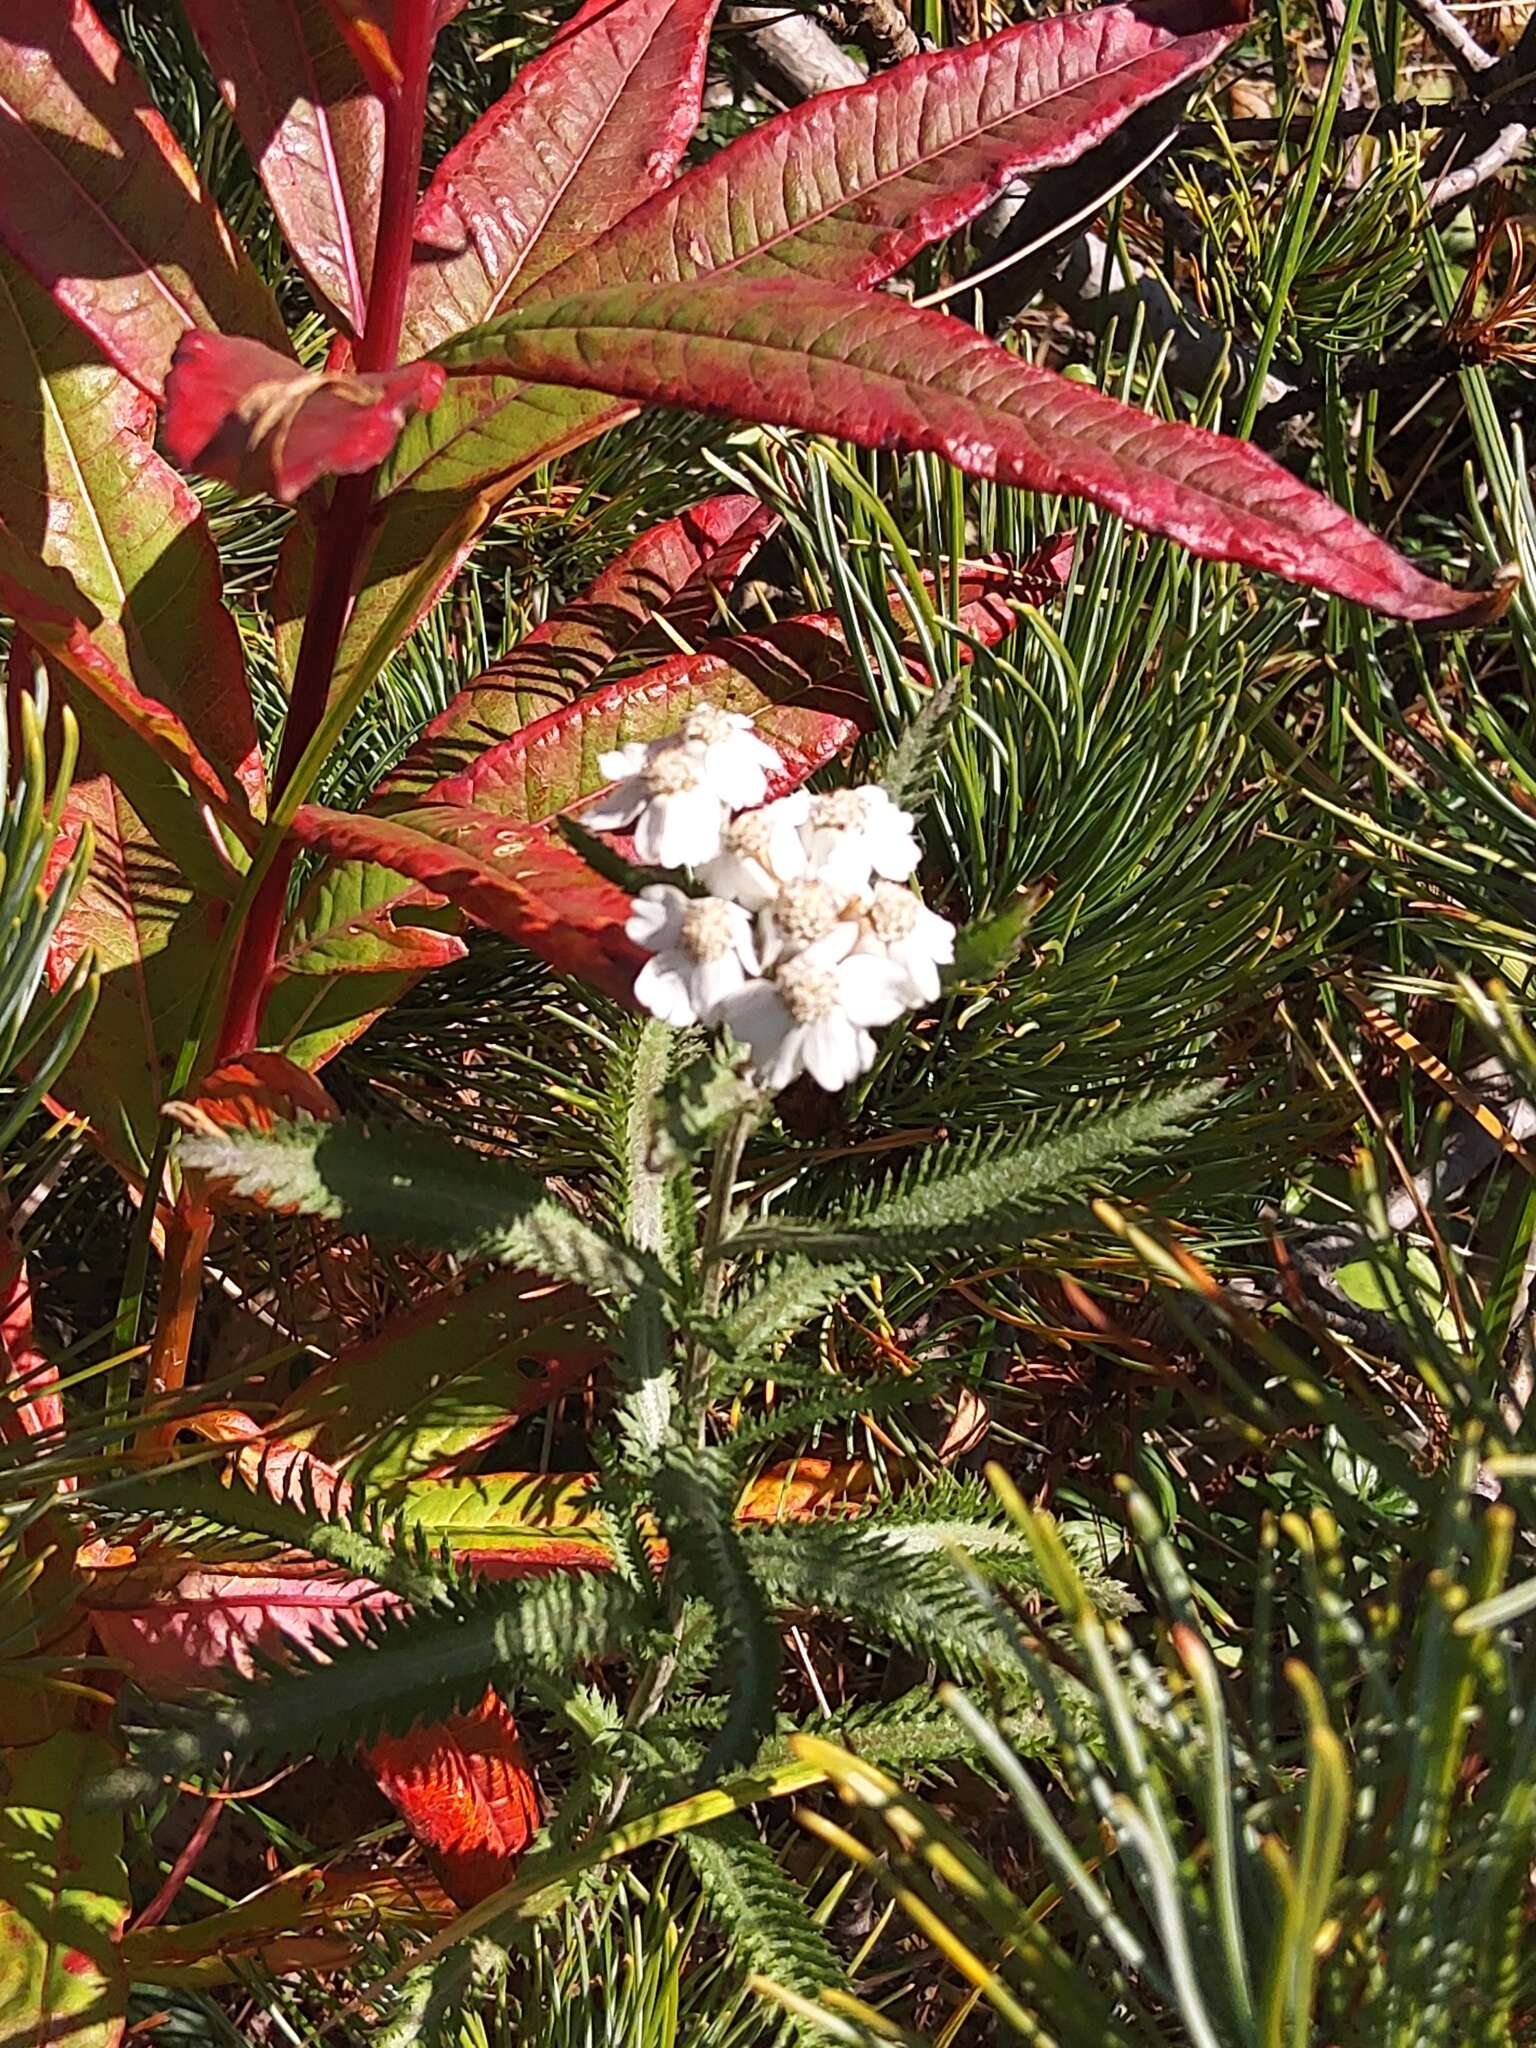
[{"x1": 365, "y1": 1690, "x2": 539, "y2": 1905}]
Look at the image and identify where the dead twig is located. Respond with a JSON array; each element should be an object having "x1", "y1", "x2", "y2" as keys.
[
  {"x1": 720, "y1": 3, "x2": 864, "y2": 101},
  {"x1": 1402, "y1": 0, "x2": 1499, "y2": 79}
]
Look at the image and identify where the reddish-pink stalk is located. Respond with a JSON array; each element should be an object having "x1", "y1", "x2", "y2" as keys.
[
  {"x1": 215, "y1": 4, "x2": 437, "y2": 1059},
  {"x1": 143, "y1": 5, "x2": 438, "y2": 1442}
]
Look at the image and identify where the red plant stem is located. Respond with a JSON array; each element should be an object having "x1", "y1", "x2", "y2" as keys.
[
  {"x1": 141, "y1": 1201, "x2": 214, "y2": 1449},
  {"x1": 141, "y1": 7, "x2": 438, "y2": 1442},
  {"x1": 130, "y1": 1794, "x2": 224, "y2": 1933},
  {"x1": 216, "y1": 5, "x2": 437, "y2": 1056}
]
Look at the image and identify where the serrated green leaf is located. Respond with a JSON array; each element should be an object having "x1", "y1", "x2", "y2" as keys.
[
  {"x1": 172, "y1": 1106, "x2": 659, "y2": 1299},
  {"x1": 119, "y1": 1574, "x2": 649, "y2": 1791},
  {"x1": 656, "y1": 1448, "x2": 780, "y2": 1775},
  {"x1": 726, "y1": 1085, "x2": 1216, "y2": 1351}
]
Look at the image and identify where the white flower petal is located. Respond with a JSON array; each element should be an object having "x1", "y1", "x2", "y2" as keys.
[
  {"x1": 797, "y1": 920, "x2": 861, "y2": 969},
  {"x1": 836, "y1": 955, "x2": 913, "y2": 1028},
  {"x1": 694, "y1": 952, "x2": 750, "y2": 1021},
  {"x1": 720, "y1": 979, "x2": 792, "y2": 1060},
  {"x1": 802, "y1": 1016, "x2": 873, "y2": 1091},
  {"x1": 759, "y1": 1023, "x2": 808, "y2": 1092},
  {"x1": 912, "y1": 904, "x2": 956, "y2": 961},
  {"x1": 708, "y1": 746, "x2": 773, "y2": 811},
  {"x1": 805, "y1": 836, "x2": 876, "y2": 898},
  {"x1": 598, "y1": 743, "x2": 650, "y2": 781},
  {"x1": 626, "y1": 885, "x2": 688, "y2": 950},
  {"x1": 645, "y1": 787, "x2": 727, "y2": 868},
  {"x1": 891, "y1": 941, "x2": 942, "y2": 1005},
  {"x1": 634, "y1": 954, "x2": 699, "y2": 1027},
  {"x1": 725, "y1": 903, "x2": 761, "y2": 975},
  {"x1": 697, "y1": 850, "x2": 777, "y2": 911},
  {"x1": 581, "y1": 779, "x2": 646, "y2": 832},
  {"x1": 868, "y1": 822, "x2": 921, "y2": 880}
]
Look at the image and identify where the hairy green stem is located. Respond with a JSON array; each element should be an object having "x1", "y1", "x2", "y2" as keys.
[
  {"x1": 586, "y1": 1101, "x2": 761, "y2": 1836},
  {"x1": 684, "y1": 1102, "x2": 758, "y2": 1438}
]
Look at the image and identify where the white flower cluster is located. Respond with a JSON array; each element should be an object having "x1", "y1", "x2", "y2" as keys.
[{"x1": 582, "y1": 708, "x2": 955, "y2": 1093}]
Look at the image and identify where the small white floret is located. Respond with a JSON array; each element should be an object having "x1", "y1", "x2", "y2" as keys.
[
  {"x1": 627, "y1": 885, "x2": 760, "y2": 1026},
  {"x1": 720, "y1": 951, "x2": 911, "y2": 1093},
  {"x1": 800, "y1": 786, "x2": 921, "y2": 896},
  {"x1": 858, "y1": 881, "x2": 956, "y2": 1005},
  {"x1": 697, "y1": 792, "x2": 809, "y2": 909}
]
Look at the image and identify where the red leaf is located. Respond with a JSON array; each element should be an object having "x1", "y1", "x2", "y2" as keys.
[
  {"x1": 88, "y1": 1562, "x2": 399, "y2": 1692},
  {"x1": 365, "y1": 1690, "x2": 539, "y2": 1904},
  {"x1": 181, "y1": 0, "x2": 383, "y2": 341},
  {"x1": 333, "y1": 0, "x2": 1243, "y2": 707},
  {"x1": 163, "y1": 334, "x2": 444, "y2": 503},
  {"x1": 289, "y1": 804, "x2": 646, "y2": 1000},
  {"x1": 403, "y1": 0, "x2": 720, "y2": 353},
  {"x1": 0, "y1": 0, "x2": 287, "y2": 396},
  {"x1": 403, "y1": 558, "x2": 1057, "y2": 824},
  {"x1": 528, "y1": 0, "x2": 1247, "y2": 303},
  {"x1": 381, "y1": 492, "x2": 779, "y2": 801},
  {"x1": 440, "y1": 279, "x2": 1497, "y2": 623}
]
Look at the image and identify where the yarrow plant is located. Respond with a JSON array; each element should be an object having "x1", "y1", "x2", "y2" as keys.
[{"x1": 598, "y1": 721, "x2": 955, "y2": 1092}]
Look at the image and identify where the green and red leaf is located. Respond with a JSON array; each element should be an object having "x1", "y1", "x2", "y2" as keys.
[
  {"x1": 0, "y1": 1, "x2": 286, "y2": 397},
  {"x1": 42, "y1": 777, "x2": 224, "y2": 1182},
  {"x1": 0, "y1": 557, "x2": 247, "y2": 840},
  {"x1": 402, "y1": 0, "x2": 720, "y2": 353},
  {"x1": 287, "y1": 805, "x2": 646, "y2": 1001},
  {"x1": 0, "y1": 1733, "x2": 128, "y2": 2048},
  {"x1": 181, "y1": 0, "x2": 383, "y2": 340},
  {"x1": 391, "y1": 557, "x2": 1055, "y2": 825},
  {"x1": 343, "y1": 0, "x2": 1239, "y2": 699},
  {"x1": 0, "y1": 249, "x2": 262, "y2": 867},
  {"x1": 438, "y1": 278, "x2": 1495, "y2": 622},
  {"x1": 163, "y1": 333, "x2": 444, "y2": 503},
  {"x1": 277, "y1": 1270, "x2": 602, "y2": 1484},
  {"x1": 526, "y1": 0, "x2": 1247, "y2": 303},
  {"x1": 274, "y1": 862, "x2": 467, "y2": 979},
  {"x1": 381, "y1": 491, "x2": 778, "y2": 801}
]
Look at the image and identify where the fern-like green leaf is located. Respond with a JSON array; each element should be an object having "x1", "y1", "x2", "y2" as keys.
[
  {"x1": 120, "y1": 1574, "x2": 650, "y2": 1791},
  {"x1": 99, "y1": 1465, "x2": 454, "y2": 1608},
  {"x1": 683, "y1": 1814, "x2": 844, "y2": 2034},
  {"x1": 172, "y1": 1107, "x2": 658, "y2": 1298},
  {"x1": 725, "y1": 1084, "x2": 1217, "y2": 1351},
  {"x1": 746, "y1": 1523, "x2": 1013, "y2": 1677},
  {"x1": 655, "y1": 1447, "x2": 780, "y2": 1774}
]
